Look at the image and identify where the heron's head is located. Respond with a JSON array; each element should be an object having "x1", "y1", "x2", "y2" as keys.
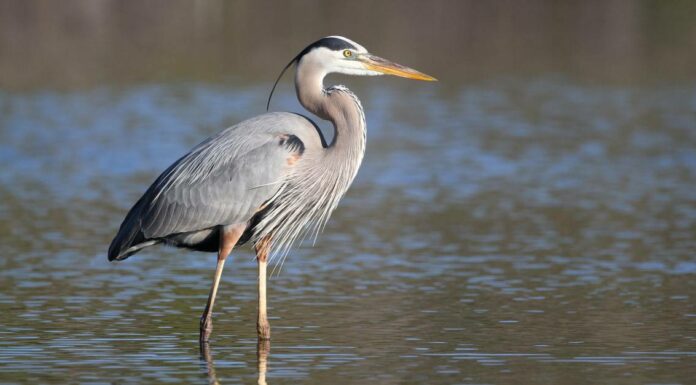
[
  {"x1": 294, "y1": 36, "x2": 437, "y2": 81},
  {"x1": 267, "y1": 36, "x2": 436, "y2": 109}
]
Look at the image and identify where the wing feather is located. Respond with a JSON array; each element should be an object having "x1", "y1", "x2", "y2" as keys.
[
  {"x1": 109, "y1": 112, "x2": 320, "y2": 260},
  {"x1": 140, "y1": 134, "x2": 292, "y2": 239}
]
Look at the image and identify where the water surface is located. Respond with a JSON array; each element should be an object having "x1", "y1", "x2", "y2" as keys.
[{"x1": 0, "y1": 78, "x2": 694, "y2": 384}]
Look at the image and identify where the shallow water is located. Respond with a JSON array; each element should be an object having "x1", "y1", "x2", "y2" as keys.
[{"x1": 0, "y1": 78, "x2": 695, "y2": 384}]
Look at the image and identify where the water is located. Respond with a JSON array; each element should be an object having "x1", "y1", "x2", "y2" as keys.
[{"x1": 0, "y1": 77, "x2": 694, "y2": 384}]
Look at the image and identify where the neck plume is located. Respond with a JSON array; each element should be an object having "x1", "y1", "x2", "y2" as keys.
[
  {"x1": 296, "y1": 61, "x2": 366, "y2": 204},
  {"x1": 253, "y1": 63, "x2": 367, "y2": 260}
]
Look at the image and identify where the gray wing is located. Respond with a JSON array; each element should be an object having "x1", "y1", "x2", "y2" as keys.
[
  {"x1": 142, "y1": 137, "x2": 283, "y2": 238},
  {"x1": 109, "y1": 112, "x2": 315, "y2": 260}
]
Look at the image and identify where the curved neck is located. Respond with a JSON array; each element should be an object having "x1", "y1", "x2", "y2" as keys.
[{"x1": 295, "y1": 64, "x2": 366, "y2": 150}]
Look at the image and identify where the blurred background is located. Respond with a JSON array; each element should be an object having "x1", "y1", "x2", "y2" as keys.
[
  {"x1": 2, "y1": 0, "x2": 696, "y2": 88},
  {"x1": 1, "y1": 1, "x2": 695, "y2": 384}
]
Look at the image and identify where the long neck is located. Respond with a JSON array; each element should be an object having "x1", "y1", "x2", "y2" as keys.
[
  {"x1": 295, "y1": 64, "x2": 366, "y2": 176},
  {"x1": 251, "y1": 65, "x2": 368, "y2": 258}
]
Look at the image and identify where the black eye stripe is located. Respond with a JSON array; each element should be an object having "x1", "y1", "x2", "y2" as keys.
[{"x1": 297, "y1": 37, "x2": 357, "y2": 61}]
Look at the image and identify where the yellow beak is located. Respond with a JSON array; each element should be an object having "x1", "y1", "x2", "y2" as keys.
[{"x1": 360, "y1": 54, "x2": 437, "y2": 81}]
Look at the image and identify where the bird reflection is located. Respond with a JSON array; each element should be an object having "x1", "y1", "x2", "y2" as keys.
[
  {"x1": 199, "y1": 340, "x2": 270, "y2": 385},
  {"x1": 257, "y1": 339, "x2": 270, "y2": 385},
  {"x1": 199, "y1": 341, "x2": 220, "y2": 385}
]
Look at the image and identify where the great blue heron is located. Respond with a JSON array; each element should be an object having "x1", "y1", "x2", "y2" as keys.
[{"x1": 108, "y1": 36, "x2": 436, "y2": 342}]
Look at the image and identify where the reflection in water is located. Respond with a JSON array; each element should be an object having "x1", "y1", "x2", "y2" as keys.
[
  {"x1": 257, "y1": 340, "x2": 270, "y2": 385},
  {"x1": 199, "y1": 340, "x2": 270, "y2": 385},
  {"x1": 199, "y1": 342, "x2": 220, "y2": 385}
]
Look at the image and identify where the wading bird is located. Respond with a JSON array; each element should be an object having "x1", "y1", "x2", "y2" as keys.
[{"x1": 108, "y1": 36, "x2": 436, "y2": 342}]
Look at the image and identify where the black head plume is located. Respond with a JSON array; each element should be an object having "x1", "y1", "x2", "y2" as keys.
[{"x1": 266, "y1": 56, "x2": 298, "y2": 111}]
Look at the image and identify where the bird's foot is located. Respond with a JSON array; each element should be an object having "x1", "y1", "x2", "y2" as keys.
[
  {"x1": 257, "y1": 321, "x2": 271, "y2": 341},
  {"x1": 200, "y1": 315, "x2": 213, "y2": 342}
]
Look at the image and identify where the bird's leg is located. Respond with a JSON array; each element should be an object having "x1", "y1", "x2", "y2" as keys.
[
  {"x1": 255, "y1": 236, "x2": 271, "y2": 340},
  {"x1": 199, "y1": 256, "x2": 226, "y2": 342},
  {"x1": 200, "y1": 225, "x2": 243, "y2": 343}
]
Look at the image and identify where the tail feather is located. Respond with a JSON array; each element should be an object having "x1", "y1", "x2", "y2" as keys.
[
  {"x1": 109, "y1": 237, "x2": 160, "y2": 261},
  {"x1": 108, "y1": 194, "x2": 157, "y2": 261},
  {"x1": 108, "y1": 227, "x2": 152, "y2": 261}
]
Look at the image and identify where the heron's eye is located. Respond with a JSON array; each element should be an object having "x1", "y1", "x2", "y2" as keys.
[{"x1": 343, "y1": 50, "x2": 352, "y2": 58}]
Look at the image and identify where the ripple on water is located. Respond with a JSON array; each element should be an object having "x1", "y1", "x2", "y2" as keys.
[{"x1": 0, "y1": 80, "x2": 695, "y2": 383}]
